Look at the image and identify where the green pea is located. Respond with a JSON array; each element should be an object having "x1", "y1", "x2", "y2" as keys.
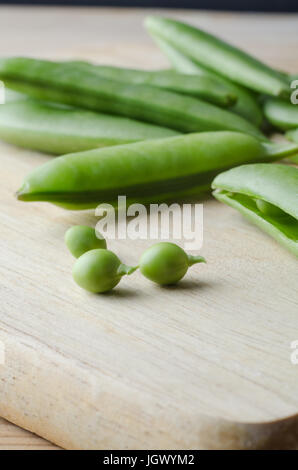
[
  {"x1": 72, "y1": 249, "x2": 137, "y2": 293},
  {"x1": 256, "y1": 199, "x2": 286, "y2": 218},
  {"x1": 65, "y1": 225, "x2": 107, "y2": 258},
  {"x1": 139, "y1": 242, "x2": 206, "y2": 285}
]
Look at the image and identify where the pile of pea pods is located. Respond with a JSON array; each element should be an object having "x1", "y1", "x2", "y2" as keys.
[{"x1": 0, "y1": 16, "x2": 297, "y2": 292}]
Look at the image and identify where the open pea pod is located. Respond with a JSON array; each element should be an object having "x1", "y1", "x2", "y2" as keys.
[
  {"x1": 17, "y1": 131, "x2": 298, "y2": 210},
  {"x1": 212, "y1": 164, "x2": 298, "y2": 257}
]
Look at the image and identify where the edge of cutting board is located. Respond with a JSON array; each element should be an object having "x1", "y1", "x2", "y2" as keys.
[{"x1": 0, "y1": 330, "x2": 297, "y2": 450}]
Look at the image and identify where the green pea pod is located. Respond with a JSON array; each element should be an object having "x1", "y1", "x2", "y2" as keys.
[
  {"x1": 0, "y1": 100, "x2": 179, "y2": 154},
  {"x1": 150, "y1": 35, "x2": 263, "y2": 127},
  {"x1": 0, "y1": 57, "x2": 264, "y2": 139},
  {"x1": 17, "y1": 131, "x2": 298, "y2": 210},
  {"x1": 145, "y1": 16, "x2": 290, "y2": 99},
  {"x1": 287, "y1": 129, "x2": 298, "y2": 142},
  {"x1": 289, "y1": 74, "x2": 298, "y2": 82},
  {"x1": 69, "y1": 61, "x2": 237, "y2": 108},
  {"x1": 4, "y1": 87, "x2": 27, "y2": 102},
  {"x1": 212, "y1": 164, "x2": 298, "y2": 257},
  {"x1": 287, "y1": 129, "x2": 298, "y2": 141},
  {"x1": 286, "y1": 129, "x2": 298, "y2": 164},
  {"x1": 263, "y1": 98, "x2": 298, "y2": 131}
]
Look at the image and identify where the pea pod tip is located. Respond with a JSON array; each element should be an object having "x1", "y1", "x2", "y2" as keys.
[{"x1": 16, "y1": 183, "x2": 30, "y2": 201}]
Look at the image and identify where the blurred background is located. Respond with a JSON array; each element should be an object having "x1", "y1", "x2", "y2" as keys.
[{"x1": 0, "y1": 0, "x2": 297, "y2": 13}]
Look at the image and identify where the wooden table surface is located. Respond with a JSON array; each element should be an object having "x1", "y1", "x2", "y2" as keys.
[{"x1": 0, "y1": 6, "x2": 297, "y2": 450}]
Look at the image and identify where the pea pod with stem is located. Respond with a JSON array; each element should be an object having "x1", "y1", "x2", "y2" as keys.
[
  {"x1": 72, "y1": 249, "x2": 137, "y2": 293},
  {"x1": 139, "y1": 242, "x2": 206, "y2": 285},
  {"x1": 0, "y1": 100, "x2": 179, "y2": 155},
  {"x1": 0, "y1": 57, "x2": 264, "y2": 139},
  {"x1": 149, "y1": 35, "x2": 264, "y2": 128},
  {"x1": 16, "y1": 131, "x2": 298, "y2": 210},
  {"x1": 212, "y1": 164, "x2": 298, "y2": 257},
  {"x1": 145, "y1": 16, "x2": 290, "y2": 98},
  {"x1": 70, "y1": 61, "x2": 237, "y2": 108}
]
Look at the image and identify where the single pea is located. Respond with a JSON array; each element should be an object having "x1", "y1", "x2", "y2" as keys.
[
  {"x1": 65, "y1": 225, "x2": 107, "y2": 258},
  {"x1": 72, "y1": 249, "x2": 137, "y2": 293},
  {"x1": 255, "y1": 199, "x2": 285, "y2": 218},
  {"x1": 139, "y1": 242, "x2": 206, "y2": 285}
]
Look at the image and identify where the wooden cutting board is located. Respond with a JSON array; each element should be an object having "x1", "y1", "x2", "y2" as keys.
[{"x1": 0, "y1": 7, "x2": 298, "y2": 450}]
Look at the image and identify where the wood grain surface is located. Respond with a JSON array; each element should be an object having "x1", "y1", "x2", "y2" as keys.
[
  {"x1": 0, "y1": 418, "x2": 59, "y2": 450},
  {"x1": 0, "y1": 6, "x2": 297, "y2": 450}
]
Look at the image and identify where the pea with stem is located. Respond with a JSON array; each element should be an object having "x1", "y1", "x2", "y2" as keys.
[
  {"x1": 72, "y1": 249, "x2": 137, "y2": 293},
  {"x1": 139, "y1": 242, "x2": 206, "y2": 285}
]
